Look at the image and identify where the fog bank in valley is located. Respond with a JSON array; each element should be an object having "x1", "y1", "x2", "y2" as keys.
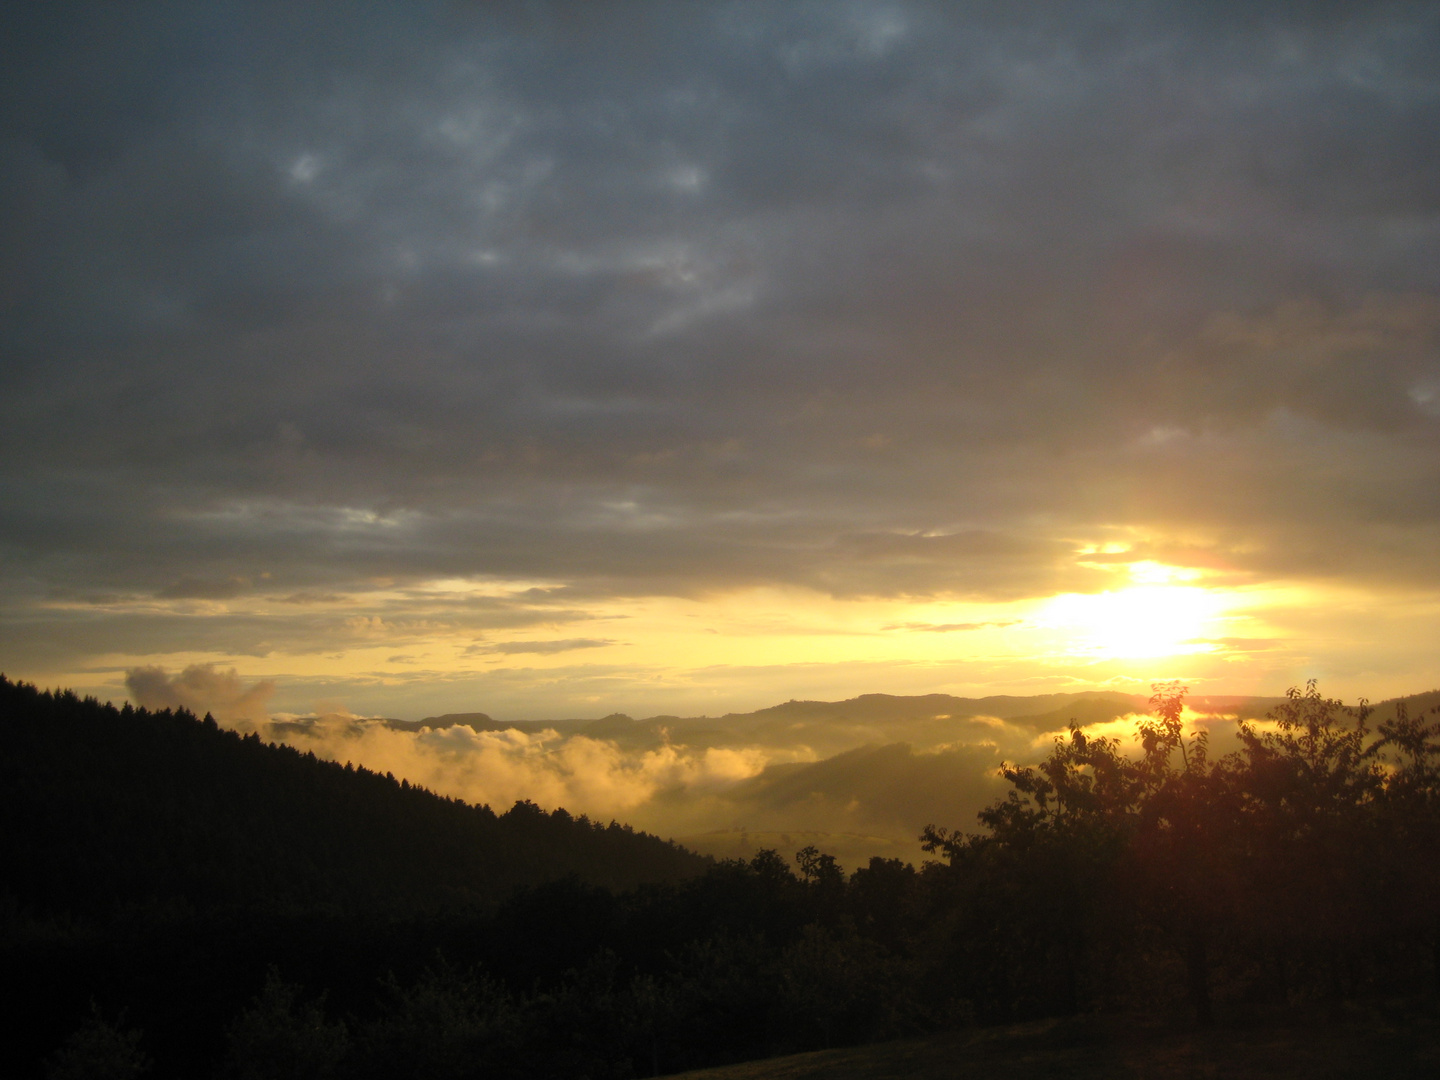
[{"x1": 127, "y1": 663, "x2": 1307, "y2": 865}]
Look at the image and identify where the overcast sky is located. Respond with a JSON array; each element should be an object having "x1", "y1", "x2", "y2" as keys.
[{"x1": 3, "y1": 1, "x2": 1439, "y2": 720}]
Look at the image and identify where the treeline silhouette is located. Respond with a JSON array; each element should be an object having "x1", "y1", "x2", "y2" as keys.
[
  {"x1": 0, "y1": 676, "x2": 705, "y2": 917},
  {"x1": 4, "y1": 676, "x2": 1439, "y2": 1079},
  {"x1": 920, "y1": 681, "x2": 1440, "y2": 1024}
]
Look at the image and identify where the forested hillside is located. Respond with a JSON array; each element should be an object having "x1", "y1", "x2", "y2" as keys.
[
  {"x1": 4, "y1": 677, "x2": 1440, "y2": 1079},
  {"x1": 0, "y1": 676, "x2": 706, "y2": 920}
]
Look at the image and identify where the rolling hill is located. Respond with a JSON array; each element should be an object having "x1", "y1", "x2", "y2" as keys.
[{"x1": 0, "y1": 675, "x2": 706, "y2": 922}]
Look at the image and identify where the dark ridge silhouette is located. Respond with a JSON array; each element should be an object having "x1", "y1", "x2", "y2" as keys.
[
  {"x1": 735, "y1": 691, "x2": 1147, "y2": 729},
  {"x1": 0, "y1": 675, "x2": 706, "y2": 922},
  {"x1": 372, "y1": 691, "x2": 1162, "y2": 748},
  {"x1": 400, "y1": 711, "x2": 508, "y2": 732}
]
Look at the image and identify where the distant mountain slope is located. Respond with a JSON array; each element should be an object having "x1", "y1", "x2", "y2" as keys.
[
  {"x1": 356, "y1": 691, "x2": 1306, "y2": 761},
  {"x1": 421, "y1": 691, "x2": 1160, "y2": 759},
  {"x1": 636, "y1": 689, "x2": 1406, "y2": 867},
  {"x1": 388, "y1": 690, "x2": 1405, "y2": 753},
  {"x1": 732, "y1": 690, "x2": 1146, "y2": 726},
  {"x1": 0, "y1": 677, "x2": 706, "y2": 921},
  {"x1": 1363, "y1": 689, "x2": 1440, "y2": 727}
]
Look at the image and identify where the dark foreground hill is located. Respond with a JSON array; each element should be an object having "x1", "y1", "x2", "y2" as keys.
[
  {"x1": 1, "y1": 675, "x2": 716, "y2": 1077},
  {"x1": 5, "y1": 676, "x2": 1440, "y2": 1080},
  {"x1": 0, "y1": 675, "x2": 706, "y2": 920},
  {"x1": 670, "y1": 1008, "x2": 1440, "y2": 1079}
]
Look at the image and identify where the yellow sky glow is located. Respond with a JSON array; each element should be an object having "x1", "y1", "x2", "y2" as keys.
[
  {"x1": 61, "y1": 555, "x2": 1382, "y2": 719},
  {"x1": 1037, "y1": 584, "x2": 1228, "y2": 660}
]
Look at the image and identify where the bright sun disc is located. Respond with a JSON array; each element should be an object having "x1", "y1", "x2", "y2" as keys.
[{"x1": 1041, "y1": 585, "x2": 1225, "y2": 659}]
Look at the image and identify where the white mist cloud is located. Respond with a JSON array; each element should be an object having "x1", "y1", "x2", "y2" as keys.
[
  {"x1": 116, "y1": 665, "x2": 1281, "y2": 864},
  {"x1": 263, "y1": 716, "x2": 791, "y2": 825},
  {"x1": 244, "y1": 700, "x2": 1055, "y2": 860}
]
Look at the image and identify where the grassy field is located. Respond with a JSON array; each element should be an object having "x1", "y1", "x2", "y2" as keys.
[{"x1": 668, "y1": 1003, "x2": 1440, "y2": 1079}]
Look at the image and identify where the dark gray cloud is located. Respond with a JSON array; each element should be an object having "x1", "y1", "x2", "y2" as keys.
[
  {"x1": 473, "y1": 638, "x2": 616, "y2": 656},
  {"x1": 125, "y1": 662, "x2": 274, "y2": 721},
  {"x1": 2, "y1": 1, "x2": 1439, "y2": 688}
]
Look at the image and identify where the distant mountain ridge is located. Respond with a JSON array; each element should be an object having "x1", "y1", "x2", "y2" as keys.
[
  {"x1": 378, "y1": 690, "x2": 1292, "y2": 759},
  {"x1": 381, "y1": 687, "x2": 1408, "y2": 869},
  {"x1": 420, "y1": 690, "x2": 1157, "y2": 732},
  {"x1": 386, "y1": 690, "x2": 1409, "y2": 746},
  {"x1": 357, "y1": 689, "x2": 1310, "y2": 868},
  {"x1": 275, "y1": 689, "x2": 1295, "y2": 751},
  {"x1": 408, "y1": 687, "x2": 1301, "y2": 731}
]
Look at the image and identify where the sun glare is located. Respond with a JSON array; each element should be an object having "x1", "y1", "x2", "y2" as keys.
[{"x1": 1040, "y1": 584, "x2": 1225, "y2": 659}]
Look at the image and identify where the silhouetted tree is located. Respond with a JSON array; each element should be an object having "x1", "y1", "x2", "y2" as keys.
[
  {"x1": 351, "y1": 958, "x2": 517, "y2": 1080},
  {"x1": 9, "y1": 673, "x2": 1440, "y2": 1076},
  {"x1": 1373, "y1": 698, "x2": 1440, "y2": 991},
  {"x1": 219, "y1": 969, "x2": 349, "y2": 1080},
  {"x1": 1127, "y1": 681, "x2": 1242, "y2": 1023},
  {"x1": 44, "y1": 1005, "x2": 149, "y2": 1080},
  {"x1": 1233, "y1": 682, "x2": 1383, "y2": 1001}
]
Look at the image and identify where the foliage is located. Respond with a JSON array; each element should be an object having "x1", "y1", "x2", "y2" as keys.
[
  {"x1": 5, "y1": 674, "x2": 1440, "y2": 1078},
  {"x1": 923, "y1": 680, "x2": 1440, "y2": 1022},
  {"x1": 44, "y1": 1005, "x2": 150, "y2": 1080},
  {"x1": 0, "y1": 675, "x2": 706, "y2": 921},
  {"x1": 219, "y1": 970, "x2": 349, "y2": 1080}
]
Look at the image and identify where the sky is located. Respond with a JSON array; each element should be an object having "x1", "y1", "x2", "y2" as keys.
[{"x1": 3, "y1": 1, "x2": 1440, "y2": 726}]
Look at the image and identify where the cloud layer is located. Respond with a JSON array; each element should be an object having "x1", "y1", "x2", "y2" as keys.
[
  {"x1": 3, "y1": 2, "x2": 1439, "y2": 709},
  {"x1": 124, "y1": 663, "x2": 1297, "y2": 867}
]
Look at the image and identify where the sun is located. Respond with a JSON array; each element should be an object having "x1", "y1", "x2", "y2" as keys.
[{"x1": 1040, "y1": 583, "x2": 1226, "y2": 659}]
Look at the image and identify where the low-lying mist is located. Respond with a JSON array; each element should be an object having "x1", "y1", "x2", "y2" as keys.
[{"x1": 125, "y1": 664, "x2": 1294, "y2": 867}]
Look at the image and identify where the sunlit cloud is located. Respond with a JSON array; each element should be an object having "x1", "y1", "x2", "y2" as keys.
[
  {"x1": 1034, "y1": 585, "x2": 1232, "y2": 661},
  {"x1": 2, "y1": 2, "x2": 1439, "y2": 720}
]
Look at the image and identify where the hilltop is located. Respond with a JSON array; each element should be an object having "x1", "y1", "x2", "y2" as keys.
[{"x1": 0, "y1": 676, "x2": 706, "y2": 922}]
